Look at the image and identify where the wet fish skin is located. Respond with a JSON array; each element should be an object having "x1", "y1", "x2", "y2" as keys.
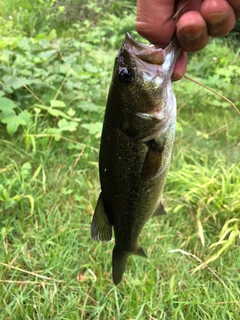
[{"x1": 91, "y1": 33, "x2": 180, "y2": 285}]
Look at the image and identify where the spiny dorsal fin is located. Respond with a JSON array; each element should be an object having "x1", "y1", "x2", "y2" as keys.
[{"x1": 91, "y1": 193, "x2": 112, "y2": 241}]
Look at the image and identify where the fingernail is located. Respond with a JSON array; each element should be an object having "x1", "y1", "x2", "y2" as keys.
[
  {"x1": 179, "y1": 26, "x2": 205, "y2": 43},
  {"x1": 205, "y1": 12, "x2": 228, "y2": 26},
  {"x1": 172, "y1": 73, "x2": 182, "y2": 81}
]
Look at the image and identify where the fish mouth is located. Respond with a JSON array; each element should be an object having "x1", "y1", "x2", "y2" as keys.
[{"x1": 124, "y1": 33, "x2": 180, "y2": 76}]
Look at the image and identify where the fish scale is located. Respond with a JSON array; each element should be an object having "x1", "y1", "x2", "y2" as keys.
[{"x1": 91, "y1": 33, "x2": 181, "y2": 285}]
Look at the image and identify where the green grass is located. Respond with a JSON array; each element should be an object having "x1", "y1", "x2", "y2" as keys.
[
  {"x1": 1, "y1": 77, "x2": 240, "y2": 320},
  {"x1": 0, "y1": 3, "x2": 240, "y2": 318}
]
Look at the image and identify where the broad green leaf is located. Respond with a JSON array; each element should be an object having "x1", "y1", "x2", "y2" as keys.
[
  {"x1": 17, "y1": 37, "x2": 32, "y2": 51},
  {"x1": 45, "y1": 128, "x2": 63, "y2": 141},
  {"x1": 2, "y1": 75, "x2": 32, "y2": 90},
  {"x1": 57, "y1": 119, "x2": 78, "y2": 132},
  {"x1": 48, "y1": 29, "x2": 57, "y2": 40},
  {"x1": 67, "y1": 107, "x2": 76, "y2": 117},
  {"x1": 39, "y1": 50, "x2": 57, "y2": 60},
  {"x1": 78, "y1": 101, "x2": 102, "y2": 112},
  {"x1": 61, "y1": 188, "x2": 73, "y2": 195},
  {"x1": 35, "y1": 104, "x2": 81, "y2": 122},
  {"x1": 211, "y1": 100, "x2": 230, "y2": 108},
  {"x1": 67, "y1": 142, "x2": 85, "y2": 150},
  {"x1": 0, "y1": 97, "x2": 17, "y2": 110},
  {"x1": 48, "y1": 108, "x2": 71, "y2": 119},
  {"x1": 18, "y1": 110, "x2": 32, "y2": 126},
  {"x1": 81, "y1": 122, "x2": 102, "y2": 138},
  {"x1": 0, "y1": 37, "x2": 19, "y2": 49},
  {"x1": 50, "y1": 100, "x2": 66, "y2": 108},
  {"x1": 1, "y1": 114, "x2": 27, "y2": 135},
  {"x1": 0, "y1": 97, "x2": 17, "y2": 119}
]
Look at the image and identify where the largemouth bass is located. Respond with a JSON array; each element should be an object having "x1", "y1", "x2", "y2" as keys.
[{"x1": 91, "y1": 33, "x2": 180, "y2": 285}]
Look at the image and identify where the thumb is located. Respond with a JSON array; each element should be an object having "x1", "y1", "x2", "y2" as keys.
[{"x1": 136, "y1": 0, "x2": 176, "y2": 46}]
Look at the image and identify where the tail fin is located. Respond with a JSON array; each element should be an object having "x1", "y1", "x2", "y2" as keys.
[{"x1": 112, "y1": 245, "x2": 147, "y2": 285}]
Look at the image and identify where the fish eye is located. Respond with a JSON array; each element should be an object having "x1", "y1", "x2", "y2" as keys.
[{"x1": 118, "y1": 67, "x2": 134, "y2": 84}]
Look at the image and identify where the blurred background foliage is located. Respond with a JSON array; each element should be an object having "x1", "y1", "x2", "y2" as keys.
[{"x1": 0, "y1": 0, "x2": 136, "y2": 37}]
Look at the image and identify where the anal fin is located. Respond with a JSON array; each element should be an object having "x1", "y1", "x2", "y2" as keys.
[
  {"x1": 152, "y1": 202, "x2": 167, "y2": 217},
  {"x1": 134, "y1": 245, "x2": 148, "y2": 258},
  {"x1": 91, "y1": 192, "x2": 112, "y2": 241}
]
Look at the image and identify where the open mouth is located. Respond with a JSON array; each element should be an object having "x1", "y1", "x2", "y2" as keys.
[
  {"x1": 124, "y1": 33, "x2": 179, "y2": 65},
  {"x1": 123, "y1": 33, "x2": 180, "y2": 79}
]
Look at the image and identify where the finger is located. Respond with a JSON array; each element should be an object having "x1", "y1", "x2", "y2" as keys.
[
  {"x1": 176, "y1": 0, "x2": 203, "y2": 16},
  {"x1": 225, "y1": 0, "x2": 240, "y2": 18},
  {"x1": 136, "y1": 0, "x2": 176, "y2": 46},
  {"x1": 201, "y1": 0, "x2": 236, "y2": 36},
  {"x1": 172, "y1": 51, "x2": 188, "y2": 81},
  {"x1": 176, "y1": 11, "x2": 209, "y2": 52}
]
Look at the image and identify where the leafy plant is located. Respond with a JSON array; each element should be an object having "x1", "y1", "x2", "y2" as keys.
[
  {"x1": 0, "y1": 92, "x2": 32, "y2": 134},
  {"x1": 0, "y1": 160, "x2": 35, "y2": 213}
]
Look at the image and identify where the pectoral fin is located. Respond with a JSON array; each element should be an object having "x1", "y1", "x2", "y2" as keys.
[
  {"x1": 141, "y1": 140, "x2": 165, "y2": 181},
  {"x1": 91, "y1": 193, "x2": 112, "y2": 241},
  {"x1": 121, "y1": 111, "x2": 162, "y2": 141},
  {"x1": 152, "y1": 202, "x2": 167, "y2": 216}
]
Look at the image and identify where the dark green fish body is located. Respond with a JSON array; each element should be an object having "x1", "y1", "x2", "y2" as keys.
[{"x1": 91, "y1": 33, "x2": 180, "y2": 285}]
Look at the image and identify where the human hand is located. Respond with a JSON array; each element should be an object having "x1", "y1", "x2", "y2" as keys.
[{"x1": 136, "y1": 0, "x2": 239, "y2": 80}]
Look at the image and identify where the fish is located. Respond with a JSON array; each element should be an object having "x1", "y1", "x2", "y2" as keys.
[{"x1": 91, "y1": 33, "x2": 181, "y2": 285}]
